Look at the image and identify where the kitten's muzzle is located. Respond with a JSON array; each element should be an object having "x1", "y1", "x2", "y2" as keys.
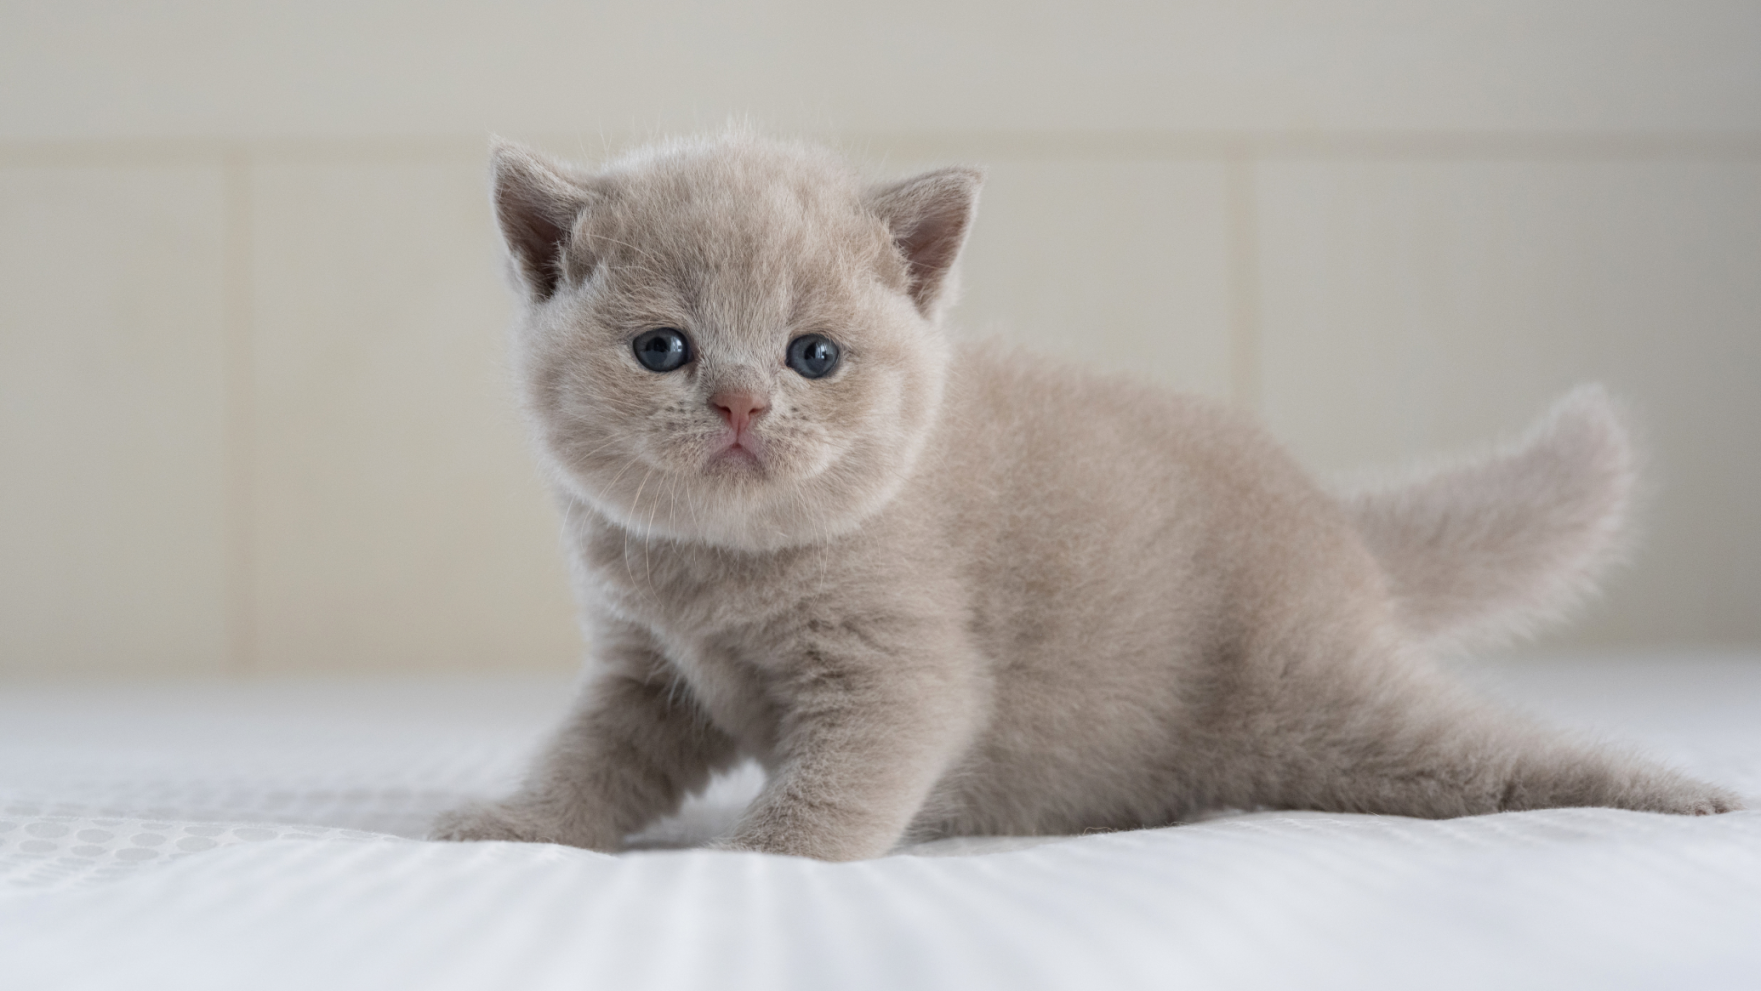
[{"x1": 704, "y1": 389, "x2": 772, "y2": 469}]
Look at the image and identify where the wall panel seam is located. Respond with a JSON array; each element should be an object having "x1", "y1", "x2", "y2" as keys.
[
  {"x1": 222, "y1": 147, "x2": 256, "y2": 676},
  {"x1": 1225, "y1": 153, "x2": 1261, "y2": 412}
]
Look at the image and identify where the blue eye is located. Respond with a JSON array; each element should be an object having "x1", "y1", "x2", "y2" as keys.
[
  {"x1": 632, "y1": 328, "x2": 691, "y2": 372},
  {"x1": 786, "y1": 334, "x2": 841, "y2": 379}
]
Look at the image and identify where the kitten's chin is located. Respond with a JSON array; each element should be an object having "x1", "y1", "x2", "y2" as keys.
[
  {"x1": 563, "y1": 464, "x2": 896, "y2": 554},
  {"x1": 702, "y1": 441, "x2": 767, "y2": 477},
  {"x1": 554, "y1": 432, "x2": 915, "y2": 552}
]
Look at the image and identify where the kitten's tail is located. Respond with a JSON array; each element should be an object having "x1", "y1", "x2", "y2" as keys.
[{"x1": 1340, "y1": 385, "x2": 1639, "y2": 653}]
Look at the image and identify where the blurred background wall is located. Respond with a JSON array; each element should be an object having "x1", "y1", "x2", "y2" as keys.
[{"x1": 2, "y1": 1, "x2": 1758, "y2": 679}]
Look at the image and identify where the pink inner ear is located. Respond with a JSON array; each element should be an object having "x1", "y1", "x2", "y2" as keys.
[
  {"x1": 499, "y1": 187, "x2": 574, "y2": 298},
  {"x1": 871, "y1": 167, "x2": 983, "y2": 315},
  {"x1": 491, "y1": 144, "x2": 598, "y2": 302},
  {"x1": 897, "y1": 212, "x2": 965, "y2": 305}
]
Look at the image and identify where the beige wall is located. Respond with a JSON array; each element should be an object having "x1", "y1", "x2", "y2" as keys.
[{"x1": 3, "y1": 2, "x2": 1759, "y2": 677}]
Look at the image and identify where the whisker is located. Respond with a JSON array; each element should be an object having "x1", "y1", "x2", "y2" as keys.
[{"x1": 623, "y1": 465, "x2": 656, "y2": 582}]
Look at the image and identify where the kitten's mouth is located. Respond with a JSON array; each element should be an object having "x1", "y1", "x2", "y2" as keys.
[{"x1": 705, "y1": 434, "x2": 767, "y2": 473}]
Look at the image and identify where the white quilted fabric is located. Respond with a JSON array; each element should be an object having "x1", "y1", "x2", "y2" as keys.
[{"x1": 2, "y1": 655, "x2": 1758, "y2": 990}]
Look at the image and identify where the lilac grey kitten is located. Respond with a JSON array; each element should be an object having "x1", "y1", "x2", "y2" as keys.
[{"x1": 431, "y1": 132, "x2": 1738, "y2": 861}]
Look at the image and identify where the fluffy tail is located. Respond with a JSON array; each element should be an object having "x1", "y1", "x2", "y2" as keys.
[{"x1": 1341, "y1": 385, "x2": 1639, "y2": 653}]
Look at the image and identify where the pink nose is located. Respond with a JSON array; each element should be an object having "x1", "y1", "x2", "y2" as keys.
[{"x1": 711, "y1": 390, "x2": 769, "y2": 434}]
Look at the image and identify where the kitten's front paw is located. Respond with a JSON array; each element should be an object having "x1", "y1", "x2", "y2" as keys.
[
  {"x1": 430, "y1": 800, "x2": 613, "y2": 848},
  {"x1": 429, "y1": 801, "x2": 548, "y2": 843},
  {"x1": 708, "y1": 819, "x2": 894, "y2": 862}
]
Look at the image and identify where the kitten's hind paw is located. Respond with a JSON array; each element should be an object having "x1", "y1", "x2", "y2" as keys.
[
  {"x1": 1676, "y1": 789, "x2": 1743, "y2": 816},
  {"x1": 1624, "y1": 778, "x2": 1744, "y2": 816},
  {"x1": 1489, "y1": 758, "x2": 1744, "y2": 818}
]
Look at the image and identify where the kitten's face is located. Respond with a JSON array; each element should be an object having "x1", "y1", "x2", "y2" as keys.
[{"x1": 497, "y1": 138, "x2": 979, "y2": 551}]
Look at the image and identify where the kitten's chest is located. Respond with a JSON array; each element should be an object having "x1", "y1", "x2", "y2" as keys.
[
  {"x1": 576, "y1": 525, "x2": 808, "y2": 638},
  {"x1": 658, "y1": 634, "x2": 783, "y2": 761},
  {"x1": 575, "y1": 530, "x2": 809, "y2": 757}
]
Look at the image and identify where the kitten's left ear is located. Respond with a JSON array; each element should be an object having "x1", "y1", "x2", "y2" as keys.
[{"x1": 868, "y1": 167, "x2": 985, "y2": 318}]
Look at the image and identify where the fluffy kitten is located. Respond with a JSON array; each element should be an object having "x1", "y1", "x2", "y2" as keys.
[{"x1": 432, "y1": 132, "x2": 1738, "y2": 861}]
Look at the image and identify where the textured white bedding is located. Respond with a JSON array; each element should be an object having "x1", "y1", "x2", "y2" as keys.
[{"x1": 2, "y1": 654, "x2": 1758, "y2": 990}]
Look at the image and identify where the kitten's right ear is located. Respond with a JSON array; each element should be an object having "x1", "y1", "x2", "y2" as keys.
[{"x1": 490, "y1": 140, "x2": 600, "y2": 302}]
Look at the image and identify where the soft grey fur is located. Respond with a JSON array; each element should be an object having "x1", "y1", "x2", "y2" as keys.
[{"x1": 432, "y1": 132, "x2": 1738, "y2": 861}]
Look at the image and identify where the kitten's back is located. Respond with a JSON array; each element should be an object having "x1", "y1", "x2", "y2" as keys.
[{"x1": 931, "y1": 351, "x2": 1635, "y2": 659}]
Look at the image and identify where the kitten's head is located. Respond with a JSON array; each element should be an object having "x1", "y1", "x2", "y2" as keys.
[{"x1": 492, "y1": 133, "x2": 982, "y2": 551}]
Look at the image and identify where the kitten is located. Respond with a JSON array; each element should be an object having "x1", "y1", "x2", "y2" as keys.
[{"x1": 432, "y1": 132, "x2": 1739, "y2": 861}]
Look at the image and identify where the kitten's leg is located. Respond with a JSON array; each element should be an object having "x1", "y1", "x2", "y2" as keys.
[
  {"x1": 1243, "y1": 651, "x2": 1742, "y2": 818},
  {"x1": 431, "y1": 626, "x2": 737, "y2": 850},
  {"x1": 714, "y1": 633, "x2": 981, "y2": 861},
  {"x1": 1301, "y1": 720, "x2": 1743, "y2": 818}
]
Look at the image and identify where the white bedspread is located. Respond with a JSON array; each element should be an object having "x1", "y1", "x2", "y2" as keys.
[{"x1": 3, "y1": 654, "x2": 1758, "y2": 990}]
